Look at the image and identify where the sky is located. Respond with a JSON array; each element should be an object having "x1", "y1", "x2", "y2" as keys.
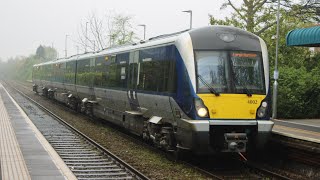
[{"x1": 0, "y1": 0, "x2": 230, "y2": 61}]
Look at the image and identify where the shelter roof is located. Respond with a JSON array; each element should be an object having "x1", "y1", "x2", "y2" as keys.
[{"x1": 286, "y1": 26, "x2": 320, "y2": 47}]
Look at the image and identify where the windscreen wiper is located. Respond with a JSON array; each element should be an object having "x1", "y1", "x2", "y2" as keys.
[
  {"x1": 198, "y1": 75, "x2": 220, "y2": 96},
  {"x1": 242, "y1": 86, "x2": 252, "y2": 97}
]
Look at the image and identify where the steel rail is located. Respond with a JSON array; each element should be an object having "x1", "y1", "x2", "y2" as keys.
[
  {"x1": 12, "y1": 81, "x2": 297, "y2": 180},
  {"x1": 6, "y1": 81, "x2": 149, "y2": 180}
]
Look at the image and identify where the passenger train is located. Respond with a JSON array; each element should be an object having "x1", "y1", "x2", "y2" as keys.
[{"x1": 32, "y1": 26, "x2": 274, "y2": 155}]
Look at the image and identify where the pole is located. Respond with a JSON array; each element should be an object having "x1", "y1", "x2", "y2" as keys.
[
  {"x1": 85, "y1": 22, "x2": 88, "y2": 53},
  {"x1": 182, "y1": 10, "x2": 192, "y2": 30},
  {"x1": 65, "y1": 35, "x2": 69, "y2": 57},
  {"x1": 272, "y1": 0, "x2": 280, "y2": 119},
  {"x1": 143, "y1": 25, "x2": 146, "y2": 40},
  {"x1": 138, "y1": 24, "x2": 146, "y2": 40},
  {"x1": 190, "y1": 11, "x2": 192, "y2": 29}
]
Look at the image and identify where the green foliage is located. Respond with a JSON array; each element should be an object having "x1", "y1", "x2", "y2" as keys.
[
  {"x1": 36, "y1": 45, "x2": 57, "y2": 61},
  {"x1": 1, "y1": 45, "x2": 57, "y2": 81},
  {"x1": 277, "y1": 65, "x2": 320, "y2": 118},
  {"x1": 109, "y1": 14, "x2": 136, "y2": 45}
]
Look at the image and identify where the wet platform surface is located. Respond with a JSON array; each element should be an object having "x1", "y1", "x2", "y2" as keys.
[
  {"x1": 273, "y1": 119, "x2": 320, "y2": 143},
  {"x1": 0, "y1": 83, "x2": 75, "y2": 180}
]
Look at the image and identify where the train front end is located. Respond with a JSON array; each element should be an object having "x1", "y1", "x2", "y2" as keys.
[{"x1": 174, "y1": 26, "x2": 273, "y2": 154}]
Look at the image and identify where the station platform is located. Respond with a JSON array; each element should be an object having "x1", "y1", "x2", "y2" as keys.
[
  {"x1": 0, "y1": 84, "x2": 76, "y2": 180},
  {"x1": 272, "y1": 119, "x2": 320, "y2": 144}
]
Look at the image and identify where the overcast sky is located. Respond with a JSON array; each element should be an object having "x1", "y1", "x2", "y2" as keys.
[{"x1": 0, "y1": 0, "x2": 230, "y2": 60}]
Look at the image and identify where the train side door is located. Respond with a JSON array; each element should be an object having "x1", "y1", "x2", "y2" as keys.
[{"x1": 127, "y1": 51, "x2": 140, "y2": 111}]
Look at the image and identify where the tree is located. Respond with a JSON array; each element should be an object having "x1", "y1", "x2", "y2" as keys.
[
  {"x1": 35, "y1": 45, "x2": 57, "y2": 61},
  {"x1": 108, "y1": 14, "x2": 135, "y2": 46},
  {"x1": 209, "y1": 0, "x2": 319, "y2": 36},
  {"x1": 36, "y1": 45, "x2": 45, "y2": 58},
  {"x1": 77, "y1": 12, "x2": 136, "y2": 52}
]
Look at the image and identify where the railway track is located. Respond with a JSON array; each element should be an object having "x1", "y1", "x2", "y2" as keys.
[
  {"x1": 4, "y1": 81, "x2": 149, "y2": 180},
  {"x1": 9, "y1": 80, "x2": 301, "y2": 179}
]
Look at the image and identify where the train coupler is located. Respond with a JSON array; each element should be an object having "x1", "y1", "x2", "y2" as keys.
[{"x1": 223, "y1": 133, "x2": 248, "y2": 152}]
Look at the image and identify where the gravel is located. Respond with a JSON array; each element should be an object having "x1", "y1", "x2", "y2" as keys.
[{"x1": 11, "y1": 81, "x2": 211, "y2": 180}]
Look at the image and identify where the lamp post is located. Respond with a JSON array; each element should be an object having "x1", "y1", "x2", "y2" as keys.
[
  {"x1": 85, "y1": 22, "x2": 88, "y2": 53},
  {"x1": 109, "y1": 35, "x2": 114, "y2": 47},
  {"x1": 182, "y1": 10, "x2": 192, "y2": 30},
  {"x1": 272, "y1": 0, "x2": 280, "y2": 119},
  {"x1": 138, "y1": 24, "x2": 146, "y2": 40},
  {"x1": 65, "y1": 35, "x2": 69, "y2": 57}
]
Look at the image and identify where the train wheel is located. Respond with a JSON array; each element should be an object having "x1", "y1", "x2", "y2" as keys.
[{"x1": 160, "y1": 127, "x2": 176, "y2": 152}]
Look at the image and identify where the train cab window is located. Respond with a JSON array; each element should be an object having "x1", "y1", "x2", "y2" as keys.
[
  {"x1": 196, "y1": 51, "x2": 265, "y2": 95},
  {"x1": 231, "y1": 52, "x2": 265, "y2": 94},
  {"x1": 196, "y1": 51, "x2": 229, "y2": 93}
]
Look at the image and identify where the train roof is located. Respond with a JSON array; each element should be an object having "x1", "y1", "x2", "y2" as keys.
[
  {"x1": 33, "y1": 28, "x2": 186, "y2": 67},
  {"x1": 33, "y1": 25, "x2": 260, "y2": 67}
]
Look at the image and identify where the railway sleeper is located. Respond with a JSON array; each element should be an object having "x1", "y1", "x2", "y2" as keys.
[
  {"x1": 72, "y1": 165, "x2": 118, "y2": 169},
  {"x1": 72, "y1": 169, "x2": 124, "y2": 173}
]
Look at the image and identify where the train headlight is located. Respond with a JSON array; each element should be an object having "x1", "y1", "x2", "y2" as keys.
[
  {"x1": 257, "y1": 102, "x2": 268, "y2": 118},
  {"x1": 194, "y1": 98, "x2": 209, "y2": 118},
  {"x1": 197, "y1": 108, "x2": 208, "y2": 118},
  {"x1": 262, "y1": 102, "x2": 267, "y2": 108}
]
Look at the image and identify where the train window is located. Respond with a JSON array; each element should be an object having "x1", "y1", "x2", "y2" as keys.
[
  {"x1": 107, "y1": 62, "x2": 117, "y2": 87},
  {"x1": 116, "y1": 53, "x2": 129, "y2": 83},
  {"x1": 231, "y1": 51, "x2": 265, "y2": 94},
  {"x1": 77, "y1": 59, "x2": 94, "y2": 86},
  {"x1": 195, "y1": 51, "x2": 229, "y2": 93},
  {"x1": 47, "y1": 65, "x2": 53, "y2": 81},
  {"x1": 65, "y1": 61, "x2": 76, "y2": 84},
  {"x1": 138, "y1": 45, "x2": 176, "y2": 93},
  {"x1": 109, "y1": 53, "x2": 129, "y2": 88},
  {"x1": 94, "y1": 56, "x2": 108, "y2": 87},
  {"x1": 128, "y1": 51, "x2": 139, "y2": 89},
  {"x1": 195, "y1": 51, "x2": 265, "y2": 94},
  {"x1": 60, "y1": 63, "x2": 66, "y2": 83}
]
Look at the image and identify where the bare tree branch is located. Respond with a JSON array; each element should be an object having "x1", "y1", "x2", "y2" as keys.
[
  {"x1": 228, "y1": 0, "x2": 247, "y2": 21},
  {"x1": 76, "y1": 12, "x2": 136, "y2": 53},
  {"x1": 255, "y1": 21, "x2": 277, "y2": 35}
]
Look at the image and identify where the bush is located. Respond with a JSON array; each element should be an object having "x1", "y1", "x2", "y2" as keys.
[{"x1": 277, "y1": 66, "x2": 320, "y2": 118}]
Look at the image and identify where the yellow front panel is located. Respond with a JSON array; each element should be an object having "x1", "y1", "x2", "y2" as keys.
[{"x1": 197, "y1": 94, "x2": 266, "y2": 119}]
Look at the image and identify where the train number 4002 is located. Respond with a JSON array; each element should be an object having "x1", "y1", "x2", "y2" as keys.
[{"x1": 248, "y1": 100, "x2": 258, "y2": 104}]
